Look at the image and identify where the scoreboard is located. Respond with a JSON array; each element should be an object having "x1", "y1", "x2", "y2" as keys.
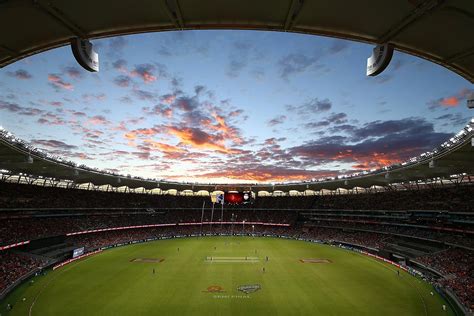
[{"x1": 72, "y1": 247, "x2": 85, "y2": 258}]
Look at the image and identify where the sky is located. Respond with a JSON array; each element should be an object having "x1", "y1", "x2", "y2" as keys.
[{"x1": 0, "y1": 30, "x2": 472, "y2": 183}]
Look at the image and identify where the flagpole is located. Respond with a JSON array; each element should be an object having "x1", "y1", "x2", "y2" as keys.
[
  {"x1": 220, "y1": 202, "x2": 224, "y2": 230},
  {"x1": 199, "y1": 200, "x2": 205, "y2": 237},
  {"x1": 210, "y1": 202, "x2": 215, "y2": 234}
]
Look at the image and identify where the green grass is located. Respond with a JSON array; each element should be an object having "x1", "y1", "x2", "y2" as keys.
[{"x1": 1, "y1": 237, "x2": 453, "y2": 315}]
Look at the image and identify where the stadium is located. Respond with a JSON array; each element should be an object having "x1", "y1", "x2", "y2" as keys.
[{"x1": 1, "y1": 1, "x2": 474, "y2": 315}]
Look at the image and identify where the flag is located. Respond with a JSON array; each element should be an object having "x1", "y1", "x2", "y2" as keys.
[{"x1": 216, "y1": 193, "x2": 224, "y2": 205}]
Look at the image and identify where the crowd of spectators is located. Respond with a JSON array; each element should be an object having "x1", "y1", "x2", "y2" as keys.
[
  {"x1": 2, "y1": 208, "x2": 472, "y2": 250},
  {"x1": 306, "y1": 220, "x2": 474, "y2": 248},
  {"x1": 65, "y1": 225, "x2": 384, "y2": 252},
  {"x1": 300, "y1": 227, "x2": 386, "y2": 249},
  {"x1": 417, "y1": 248, "x2": 473, "y2": 311},
  {"x1": 2, "y1": 208, "x2": 473, "y2": 249},
  {"x1": 1, "y1": 181, "x2": 473, "y2": 212},
  {"x1": 0, "y1": 209, "x2": 297, "y2": 245},
  {"x1": 0, "y1": 251, "x2": 47, "y2": 293},
  {"x1": 312, "y1": 185, "x2": 474, "y2": 212}
]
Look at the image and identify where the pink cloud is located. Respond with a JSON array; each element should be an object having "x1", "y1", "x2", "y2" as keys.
[{"x1": 48, "y1": 74, "x2": 73, "y2": 91}]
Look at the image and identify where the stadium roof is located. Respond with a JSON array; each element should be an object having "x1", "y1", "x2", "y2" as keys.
[
  {"x1": 0, "y1": 0, "x2": 474, "y2": 82},
  {"x1": 1, "y1": 122, "x2": 473, "y2": 193}
]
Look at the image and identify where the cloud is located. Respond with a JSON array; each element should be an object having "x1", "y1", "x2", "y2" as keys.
[
  {"x1": 107, "y1": 37, "x2": 127, "y2": 58},
  {"x1": 194, "y1": 85, "x2": 206, "y2": 95},
  {"x1": 193, "y1": 165, "x2": 338, "y2": 182},
  {"x1": 143, "y1": 88, "x2": 248, "y2": 148},
  {"x1": 144, "y1": 104, "x2": 173, "y2": 118},
  {"x1": 428, "y1": 88, "x2": 473, "y2": 110},
  {"x1": 48, "y1": 101, "x2": 63, "y2": 107},
  {"x1": 0, "y1": 100, "x2": 44, "y2": 116},
  {"x1": 143, "y1": 139, "x2": 189, "y2": 159},
  {"x1": 130, "y1": 64, "x2": 157, "y2": 83},
  {"x1": 328, "y1": 124, "x2": 356, "y2": 134},
  {"x1": 305, "y1": 121, "x2": 330, "y2": 129},
  {"x1": 263, "y1": 137, "x2": 286, "y2": 146},
  {"x1": 161, "y1": 94, "x2": 177, "y2": 105},
  {"x1": 132, "y1": 88, "x2": 156, "y2": 101},
  {"x1": 120, "y1": 96, "x2": 133, "y2": 104},
  {"x1": 82, "y1": 93, "x2": 106, "y2": 102},
  {"x1": 227, "y1": 59, "x2": 247, "y2": 78},
  {"x1": 87, "y1": 115, "x2": 110, "y2": 125},
  {"x1": 0, "y1": 101, "x2": 22, "y2": 112},
  {"x1": 435, "y1": 113, "x2": 469, "y2": 126},
  {"x1": 174, "y1": 96, "x2": 198, "y2": 112},
  {"x1": 286, "y1": 98, "x2": 332, "y2": 116},
  {"x1": 267, "y1": 115, "x2": 287, "y2": 126},
  {"x1": 205, "y1": 112, "x2": 244, "y2": 145},
  {"x1": 69, "y1": 110, "x2": 87, "y2": 117},
  {"x1": 126, "y1": 117, "x2": 145, "y2": 125},
  {"x1": 124, "y1": 127, "x2": 160, "y2": 140},
  {"x1": 165, "y1": 126, "x2": 239, "y2": 154},
  {"x1": 440, "y1": 97, "x2": 459, "y2": 106},
  {"x1": 112, "y1": 59, "x2": 128, "y2": 72},
  {"x1": 289, "y1": 117, "x2": 451, "y2": 169},
  {"x1": 328, "y1": 40, "x2": 349, "y2": 54},
  {"x1": 48, "y1": 74, "x2": 73, "y2": 91},
  {"x1": 7, "y1": 69, "x2": 32, "y2": 80},
  {"x1": 113, "y1": 75, "x2": 131, "y2": 87},
  {"x1": 31, "y1": 139, "x2": 77, "y2": 150},
  {"x1": 327, "y1": 112, "x2": 348, "y2": 124},
  {"x1": 278, "y1": 53, "x2": 321, "y2": 79},
  {"x1": 307, "y1": 112, "x2": 348, "y2": 129},
  {"x1": 229, "y1": 109, "x2": 244, "y2": 117},
  {"x1": 37, "y1": 112, "x2": 66, "y2": 125},
  {"x1": 349, "y1": 117, "x2": 433, "y2": 142},
  {"x1": 63, "y1": 66, "x2": 83, "y2": 79}
]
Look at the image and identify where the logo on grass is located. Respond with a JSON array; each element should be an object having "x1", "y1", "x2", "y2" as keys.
[
  {"x1": 237, "y1": 284, "x2": 261, "y2": 294},
  {"x1": 203, "y1": 285, "x2": 225, "y2": 293}
]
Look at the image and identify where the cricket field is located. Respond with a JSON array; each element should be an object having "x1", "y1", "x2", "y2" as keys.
[{"x1": 0, "y1": 236, "x2": 454, "y2": 315}]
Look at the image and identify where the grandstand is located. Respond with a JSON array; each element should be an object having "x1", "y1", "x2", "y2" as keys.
[{"x1": 1, "y1": 0, "x2": 474, "y2": 315}]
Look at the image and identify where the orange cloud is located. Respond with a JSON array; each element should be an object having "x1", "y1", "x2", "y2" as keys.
[
  {"x1": 351, "y1": 152, "x2": 402, "y2": 170},
  {"x1": 187, "y1": 168, "x2": 338, "y2": 183},
  {"x1": 440, "y1": 96, "x2": 459, "y2": 107},
  {"x1": 124, "y1": 132, "x2": 136, "y2": 140},
  {"x1": 205, "y1": 112, "x2": 244, "y2": 145},
  {"x1": 144, "y1": 139, "x2": 185, "y2": 153},
  {"x1": 124, "y1": 128, "x2": 160, "y2": 140},
  {"x1": 165, "y1": 126, "x2": 238, "y2": 154}
]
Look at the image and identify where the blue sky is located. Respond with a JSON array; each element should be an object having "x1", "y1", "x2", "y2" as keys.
[{"x1": 0, "y1": 30, "x2": 472, "y2": 183}]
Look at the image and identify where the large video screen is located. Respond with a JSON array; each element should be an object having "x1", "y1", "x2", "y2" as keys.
[
  {"x1": 72, "y1": 247, "x2": 85, "y2": 258},
  {"x1": 224, "y1": 192, "x2": 253, "y2": 205}
]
